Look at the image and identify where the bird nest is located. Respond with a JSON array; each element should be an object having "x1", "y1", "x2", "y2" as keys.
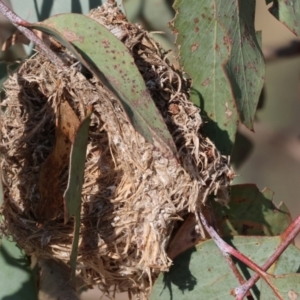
[{"x1": 0, "y1": 1, "x2": 233, "y2": 298}]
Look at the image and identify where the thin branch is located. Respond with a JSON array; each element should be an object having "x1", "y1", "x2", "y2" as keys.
[
  {"x1": 0, "y1": 0, "x2": 65, "y2": 69},
  {"x1": 199, "y1": 211, "x2": 266, "y2": 275},
  {"x1": 198, "y1": 211, "x2": 289, "y2": 299},
  {"x1": 234, "y1": 214, "x2": 300, "y2": 299},
  {"x1": 198, "y1": 212, "x2": 252, "y2": 298}
]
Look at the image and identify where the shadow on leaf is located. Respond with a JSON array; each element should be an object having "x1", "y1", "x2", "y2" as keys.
[
  {"x1": 213, "y1": 184, "x2": 291, "y2": 237},
  {"x1": 191, "y1": 88, "x2": 234, "y2": 156},
  {"x1": 162, "y1": 247, "x2": 197, "y2": 299},
  {"x1": 0, "y1": 241, "x2": 37, "y2": 300}
]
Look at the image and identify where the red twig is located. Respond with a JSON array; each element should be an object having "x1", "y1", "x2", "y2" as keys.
[
  {"x1": 234, "y1": 214, "x2": 300, "y2": 299},
  {"x1": 199, "y1": 212, "x2": 266, "y2": 272},
  {"x1": 223, "y1": 254, "x2": 247, "y2": 286},
  {"x1": 0, "y1": 0, "x2": 65, "y2": 68},
  {"x1": 198, "y1": 211, "x2": 298, "y2": 299}
]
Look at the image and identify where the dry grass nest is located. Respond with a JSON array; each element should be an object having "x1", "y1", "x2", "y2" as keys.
[{"x1": 0, "y1": 1, "x2": 234, "y2": 298}]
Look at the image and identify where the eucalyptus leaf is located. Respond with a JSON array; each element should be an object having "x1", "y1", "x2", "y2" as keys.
[
  {"x1": 213, "y1": 184, "x2": 291, "y2": 237},
  {"x1": 30, "y1": 13, "x2": 177, "y2": 159},
  {"x1": 171, "y1": 0, "x2": 264, "y2": 154},
  {"x1": 268, "y1": 0, "x2": 300, "y2": 36},
  {"x1": 0, "y1": 170, "x2": 3, "y2": 207},
  {"x1": 63, "y1": 108, "x2": 91, "y2": 285}
]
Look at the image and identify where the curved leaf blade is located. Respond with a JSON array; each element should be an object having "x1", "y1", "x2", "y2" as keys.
[
  {"x1": 63, "y1": 108, "x2": 92, "y2": 285},
  {"x1": 0, "y1": 170, "x2": 3, "y2": 207},
  {"x1": 64, "y1": 108, "x2": 91, "y2": 222},
  {"x1": 30, "y1": 14, "x2": 176, "y2": 159},
  {"x1": 172, "y1": 0, "x2": 264, "y2": 154}
]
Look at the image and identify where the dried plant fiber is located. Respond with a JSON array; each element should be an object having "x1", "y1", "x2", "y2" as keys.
[{"x1": 0, "y1": 1, "x2": 233, "y2": 298}]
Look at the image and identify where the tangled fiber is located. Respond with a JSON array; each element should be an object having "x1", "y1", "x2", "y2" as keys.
[{"x1": 0, "y1": 1, "x2": 233, "y2": 298}]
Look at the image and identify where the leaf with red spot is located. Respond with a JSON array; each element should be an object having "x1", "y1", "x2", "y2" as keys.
[
  {"x1": 30, "y1": 13, "x2": 177, "y2": 160},
  {"x1": 171, "y1": 0, "x2": 264, "y2": 154}
]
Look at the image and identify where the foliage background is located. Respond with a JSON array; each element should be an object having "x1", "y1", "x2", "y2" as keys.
[
  {"x1": 1, "y1": 0, "x2": 300, "y2": 299},
  {"x1": 235, "y1": 0, "x2": 300, "y2": 246}
]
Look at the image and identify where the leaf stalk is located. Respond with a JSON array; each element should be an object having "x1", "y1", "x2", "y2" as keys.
[{"x1": 0, "y1": 0, "x2": 65, "y2": 68}]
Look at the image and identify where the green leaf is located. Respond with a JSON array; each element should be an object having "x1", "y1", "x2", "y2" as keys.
[
  {"x1": 213, "y1": 184, "x2": 292, "y2": 236},
  {"x1": 261, "y1": 273, "x2": 300, "y2": 300},
  {"x1": 63, "y1": 108, "x2": 91, "y2": 285},
  {"x1": 268, "y1": 0, "x2": 300, "y2": 36},
  {"x1": 30, "y1": 13, "x2": 176, "y2": 159},
  {"x1": 150, "y1": 236, "x2": 300, "y2": 300},
  {"x1": 171, "y1": 0, "x2": 264, "y2": 155},
  {"x1": 0, "y1": 237, "x2": 37, "y2": 300},
  {"x1": 7, "y1": 0, "x2": 105, "y2": 56},
  {"x1": 0, "y1": 171, "x2": 3, "y2": 207}
]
